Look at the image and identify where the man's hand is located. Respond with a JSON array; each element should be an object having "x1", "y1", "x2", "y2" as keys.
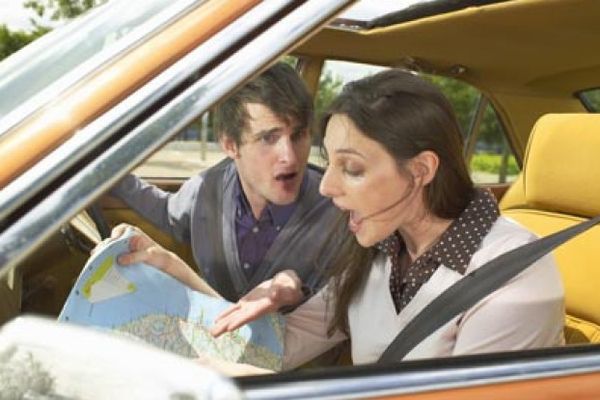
[
  {"x1": 106, "y1": 224, "x2": 175, "y2": 273},
  {"x1": 210, "y1": 270, "x2": 304, "y2": 337},
  {"x1": 105, "y1": 224, "x2": 221, "y2": 297}
]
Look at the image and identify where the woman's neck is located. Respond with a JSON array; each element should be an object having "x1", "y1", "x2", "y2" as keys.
[{"x1": 397, "y1": 214, "x2": 453, "y2": 262}]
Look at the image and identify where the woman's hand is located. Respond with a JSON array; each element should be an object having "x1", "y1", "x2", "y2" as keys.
[{"x1": 210, "y1": 269, "x2": 304, "y2": 337}]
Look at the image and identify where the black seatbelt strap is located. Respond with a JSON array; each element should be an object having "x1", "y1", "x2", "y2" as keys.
[{"x1": 379, "y1": 215, "x2": 600, "y2": 363}]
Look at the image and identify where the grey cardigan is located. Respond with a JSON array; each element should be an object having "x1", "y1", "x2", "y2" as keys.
[{"x1": 112, "y1": 159, "x2": 346, "y2": 301}]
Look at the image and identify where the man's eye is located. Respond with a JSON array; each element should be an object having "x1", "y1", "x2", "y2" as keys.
[
  {"x1": 292, "y1": 128, "x2": 308, "y2": 142},
  {"x1": 260, "y1": 134, "x2": 278, "y2": 145}
]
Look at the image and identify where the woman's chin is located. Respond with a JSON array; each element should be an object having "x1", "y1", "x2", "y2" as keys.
[{"x1": 355, "y1": 232, "x2": 376, "y2": 248}]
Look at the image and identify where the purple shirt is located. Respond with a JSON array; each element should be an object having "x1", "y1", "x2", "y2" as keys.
[{"x1": 233, "y1": 177, "x2": 302, "y2": 280}]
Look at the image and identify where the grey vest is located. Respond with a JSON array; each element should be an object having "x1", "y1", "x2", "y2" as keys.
[{"x1": 192, "y1": 159, "x2": 345, "y2": 302}]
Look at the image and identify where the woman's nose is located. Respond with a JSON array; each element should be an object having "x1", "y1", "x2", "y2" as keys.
[{"x1": 319, "y1": 166, "x2": 341, "y2": 198}]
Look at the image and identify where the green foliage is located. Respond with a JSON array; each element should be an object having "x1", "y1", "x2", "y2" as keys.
[
  {"x1": 470, "y1": 152, "x2": 519, "y2": 175},
  {"x1": 0, "y1": 24, "x2": 48, "y2": 61},
  {"x1": 581, "y1": 89, "x2": 600, "y2": 111},
  {"x1": 424, "y1": 74, "x2": 479, "y2": 137},
  {"x1": 24, "y1": 0, "x2": 106, "y2": 22},
  {"x1": 281, "y1": 55, "x2": 298, "y2": 68},
  {"x1": 0, "y1": 0, "x2": 104, "y2": 62},
  {"x1": 424, "y1": 74, "x2": 505, "y2": 149},
  {"x1": 315, "y1": 69, "x2": 344, "y2": 120}
]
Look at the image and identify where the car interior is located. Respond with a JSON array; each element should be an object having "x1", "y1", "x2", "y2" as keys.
[{"x1": 2, "y1": 1, "x2": 600, "y2": 384}]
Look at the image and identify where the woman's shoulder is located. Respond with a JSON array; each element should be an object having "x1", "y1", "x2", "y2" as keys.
[
  {"x1": 481, "y1": 216, "x2": 539, "y2": 249},
  {"x1": 468, "y1": 216, "x2": 551, "y2": 275}
]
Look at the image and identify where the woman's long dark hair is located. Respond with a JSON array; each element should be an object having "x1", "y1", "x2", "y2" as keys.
[{"x1": 321, "y1": 70, "x2": 475, "y2": 335}]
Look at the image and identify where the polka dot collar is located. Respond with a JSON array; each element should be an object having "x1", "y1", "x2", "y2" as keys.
[{"x1": 377, "y1": 189, "x2": 500, "y2": 313}]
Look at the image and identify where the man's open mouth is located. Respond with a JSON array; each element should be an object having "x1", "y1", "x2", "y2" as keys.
[{"x1": 275, "y1": 172, "x2": 297, "y2": 181}]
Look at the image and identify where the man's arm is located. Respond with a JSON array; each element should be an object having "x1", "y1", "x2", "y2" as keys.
[{"x1": 111, "y1": 174, "x2": 203, "y2": 243}]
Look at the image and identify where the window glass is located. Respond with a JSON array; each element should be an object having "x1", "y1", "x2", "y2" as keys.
[
  {"x1": 133, "y1": 111, "x2": 226, "y2": 178},
  {"x1": 468, "y1": 103, "x2": 519, "y2": 184},
  {"x1": 578, "y1": 88, "x2": 600, "y2": 112},
  {"x1": 316, "y1": 60, "x2": 519, "y2": 184},
  {"x1": 0, "y1": 0, "x2": 203, "y2": 126}
]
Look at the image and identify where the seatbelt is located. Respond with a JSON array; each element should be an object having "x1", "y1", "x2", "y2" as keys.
[{"x1": 379, "y1": 215, "x2": 600, "y2": 363}]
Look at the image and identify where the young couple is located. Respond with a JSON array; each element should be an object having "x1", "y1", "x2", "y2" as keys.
[{"x1": 109, "y1": 63, "x2": 564, "y2": 374}]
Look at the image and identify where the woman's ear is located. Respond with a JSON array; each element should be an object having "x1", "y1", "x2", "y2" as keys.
[
  {"x1": 410, "y1": 150, "x2": 439, "y2": 186},
  {"x1": 219, "y1": 134, "x2": 240, "y2": 159}
]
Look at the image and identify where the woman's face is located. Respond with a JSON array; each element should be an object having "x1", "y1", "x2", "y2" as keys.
[{"x1": 320, "y1": 114, "x2": 423, "y2": 247}]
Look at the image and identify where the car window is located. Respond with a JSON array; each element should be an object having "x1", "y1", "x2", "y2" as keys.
[
  {"x1": 316, "y1": 60, "x2": 519, "y2": 184},
  {"x1": 578, "y1": 88, "x2": 600, "y2": 112},
  {"x1": 0, "y1": 0, "x2": 205, "y2": 135},
  {"x1": 133, "y1": 111, "x2": 226, "y2": 179}
]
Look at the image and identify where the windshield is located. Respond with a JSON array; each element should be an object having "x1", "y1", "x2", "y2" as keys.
[{"x1": 0, "y1": 0, "x2": 206, "y2": 136}]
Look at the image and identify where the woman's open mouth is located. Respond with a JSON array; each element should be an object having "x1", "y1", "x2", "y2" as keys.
[{"x1": 348, "y1": 211, "x2": 362, "y2": 233}]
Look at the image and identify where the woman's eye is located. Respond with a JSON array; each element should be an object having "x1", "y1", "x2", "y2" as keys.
[{"x1": 342, "y1": 163, "x2": 364, "y2": 177}]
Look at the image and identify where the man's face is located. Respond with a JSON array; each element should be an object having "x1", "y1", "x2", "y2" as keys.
[{"x1": 221, "y1": 103, "x2": 311, "y2": 216}]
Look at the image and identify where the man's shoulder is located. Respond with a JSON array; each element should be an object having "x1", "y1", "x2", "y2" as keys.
[
  {"x1": 307, "y1": 162, "x2": 325, "y2": 174},
  {"x1": 199, "y1": 158, "x2": 235, "y2": 185},
  {"x1": 303, "y1": 164, "x2": 325, "y2": 192},
  {"x1": 297, "y1": 166, "x2": 341, "y2": 219}
]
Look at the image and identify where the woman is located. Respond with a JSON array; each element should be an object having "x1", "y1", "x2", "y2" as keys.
[{"x1": 210, "y1": 69, "x2": 564, "y2": 370}]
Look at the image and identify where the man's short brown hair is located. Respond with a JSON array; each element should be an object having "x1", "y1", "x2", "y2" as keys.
[{"x1": 214, "y1": 62, "x2": 313, "y2": 146}]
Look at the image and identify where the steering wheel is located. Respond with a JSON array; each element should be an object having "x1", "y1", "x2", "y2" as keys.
[{"x1": 86, "y1": 203, "x2": 112, "y2": 240}]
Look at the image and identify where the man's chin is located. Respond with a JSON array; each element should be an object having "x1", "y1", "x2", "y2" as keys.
[
  {"x1": 269, "y1": 190, "x2": 300, "y2": 205},
  {"x1": 271, "y1": 197, "x2": 297, "y2": 206}
]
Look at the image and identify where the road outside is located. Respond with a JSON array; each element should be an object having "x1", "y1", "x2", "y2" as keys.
[{"x1": 134, "y1": 141, "x2": 327, "y2": 179}]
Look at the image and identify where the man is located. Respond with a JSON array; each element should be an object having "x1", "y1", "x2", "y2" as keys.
[{"x1": 111, "y1": 62, "x2": 345, "y2": 304}]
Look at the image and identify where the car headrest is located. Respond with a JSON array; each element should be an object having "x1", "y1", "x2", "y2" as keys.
[{"x1": 523, "y1": 113, "x2": 600, "y2": 217}]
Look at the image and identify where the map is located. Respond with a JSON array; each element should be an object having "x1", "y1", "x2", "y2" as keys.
[{"x1": 58, "y1": 230, "x2": 285, "y2": 371}]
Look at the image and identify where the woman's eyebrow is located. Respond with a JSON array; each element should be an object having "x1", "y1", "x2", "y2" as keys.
[{"x1": 335, "y1": 147, "x2": 366, "y2": 159}]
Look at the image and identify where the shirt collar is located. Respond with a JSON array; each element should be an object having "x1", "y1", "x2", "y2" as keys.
[
  {"x1": 233, "y1": 173, "x2": 306, "y2": 226},
  {"x1": 377, "y1": 188, "x2": 500, "y2": 274}
]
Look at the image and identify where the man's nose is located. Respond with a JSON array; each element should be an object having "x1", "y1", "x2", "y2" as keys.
[{"x1": 277, "y1": 137, "x2": 297, "y2": 164}]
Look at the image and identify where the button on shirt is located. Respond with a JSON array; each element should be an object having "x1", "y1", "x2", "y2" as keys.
[{"x1": 234, "y1": 178, "x2": 298, "y2": 280}]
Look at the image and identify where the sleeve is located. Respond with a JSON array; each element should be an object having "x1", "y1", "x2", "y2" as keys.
[
  {"x1": 110, "y1": 173, "x2": 204, "y2": 243},
  {"x1": 282, "y1": 286, "x2": 348, "y2": 370},
  {"x1": 453, "y1": 234, "x2": 565, "y2": 356}
]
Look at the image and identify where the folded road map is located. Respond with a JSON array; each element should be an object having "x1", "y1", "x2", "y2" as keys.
[{"x1": 59, "y1": 231, "x2": 284, "y2": 371}]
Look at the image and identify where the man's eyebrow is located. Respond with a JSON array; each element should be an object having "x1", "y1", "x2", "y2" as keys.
[
  {"x1": 335, "y1": 147, "x2": 366, "y2": 159},
  {"x1": 251, "y1": 127, "x2": 282, "y2": 138}
]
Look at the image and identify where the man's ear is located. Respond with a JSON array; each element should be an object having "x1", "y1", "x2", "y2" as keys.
[
  {"x1": 410, "y1": 150, "x2": 439, "y2": 186},
  {"x1": 220, "y1": 135, "x2": 240, "y2": 159}
]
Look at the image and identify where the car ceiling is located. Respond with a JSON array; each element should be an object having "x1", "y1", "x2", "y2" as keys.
[{"x1": 296, "y1": 0, "x2": 600, "y2": 97}]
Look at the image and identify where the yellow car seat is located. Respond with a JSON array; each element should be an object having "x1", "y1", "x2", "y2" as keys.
[{"x1": 500, "y1": 113, "x2": 600, "y2": 343}]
